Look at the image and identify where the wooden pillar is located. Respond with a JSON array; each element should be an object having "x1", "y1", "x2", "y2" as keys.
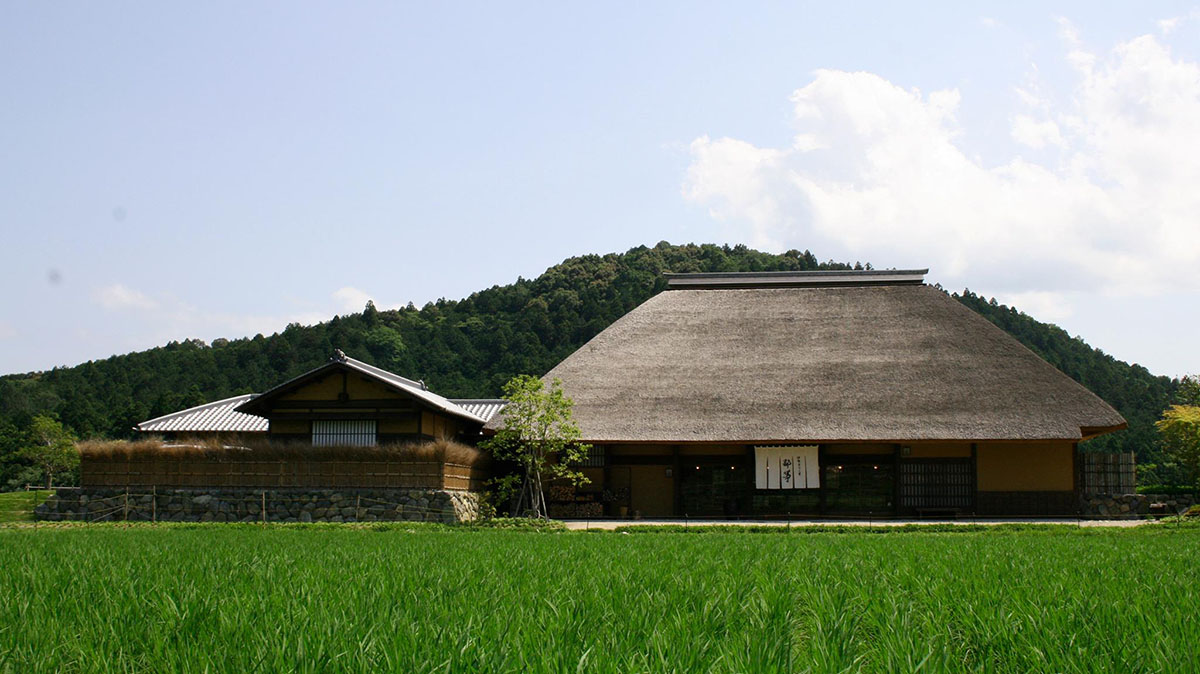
[
  {"x1": 672, "y1": 446, "x2": 682, "y2": 516},
  {"x1": 745, "y1": 445, "x2": 755, "y2": 517},
  {"x1": 892, "y1": 444, "x2": 901, "y2": 515},
  {"x1": 818, "y1": 444, "x2": 827, "y2": 516},
  {"x1": 1072, "y1": 442, "x2": 1081, "y2": 510},
  {"x1": 970, "y1": 442, "x2": 979, "y2": 515}
]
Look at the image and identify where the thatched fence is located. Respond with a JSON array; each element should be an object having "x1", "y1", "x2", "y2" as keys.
[{"x1": 78, "y1": 439, "x2": 488, "y2": 492}]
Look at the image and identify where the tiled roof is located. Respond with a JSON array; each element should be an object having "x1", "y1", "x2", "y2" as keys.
[
  {"x1": 448, "y1": 399, "x2": 506, "y2": 423},
  {"x1": 135, "y1": 395, "x2": 268, "y2": 434}
]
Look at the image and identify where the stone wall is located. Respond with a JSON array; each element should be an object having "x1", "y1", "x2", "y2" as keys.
[
  {"x1": 1080, "y1": 493, "x2": 1197, "y2": 518},
  {"x1": 35, "y1": 488, "x2": 481, "y2": 524}
]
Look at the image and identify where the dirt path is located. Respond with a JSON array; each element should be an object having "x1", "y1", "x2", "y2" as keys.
[{"x1": 561, "y1": 518, "x2": 1151, "y2": 530}]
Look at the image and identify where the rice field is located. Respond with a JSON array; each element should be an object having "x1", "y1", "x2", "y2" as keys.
[
  {"x1": 1, "y1": 523, "x2": 1197, "y2": 673},
  {"x1": 0, "y1": 491, "x2": 50, "y2": 523}
]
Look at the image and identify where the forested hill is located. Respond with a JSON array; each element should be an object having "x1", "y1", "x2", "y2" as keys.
[
  {"x1": 0, "y1": 242, "x2": 1179, "y2": 462},
  {"x1": 954, "y1": 291, "x2": 1177, "y2": 459}
]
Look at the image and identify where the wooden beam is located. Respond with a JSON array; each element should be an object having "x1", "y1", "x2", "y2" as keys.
[{"x1": 269, "y1": 399, "x2": 416, "y2": 409}]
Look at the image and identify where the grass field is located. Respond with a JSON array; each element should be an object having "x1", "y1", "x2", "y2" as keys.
[
  {"x1": 0, "y1": 490, "x2": 51, "y2": 523},
  {"x1": 1, "y1": 524, "x2": 1197, "y2": 673}
]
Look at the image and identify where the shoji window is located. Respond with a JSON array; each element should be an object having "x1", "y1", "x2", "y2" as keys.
[
  {"x1": 312, "y1": 420, "x2": 377, "y2": 447},
  {"x1": 755, "y1": 446, "x2": 820, "y2": 489}
]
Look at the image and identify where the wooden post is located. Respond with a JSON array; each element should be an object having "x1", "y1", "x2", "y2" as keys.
[
  {"x1": 356, "y1": 495, "x2": 361, "y2": 522},
  {"x1": 892, "y1": 444, "x2": 901, "y2": 516},
  {"x1": 152, "y1": 485, "x2": 157, "y2": 523},
  {"x1": 261, "y1": 490, "x2": 267, "y2": 526},
  {"x1": 818, "y1": 445, "x2": 827, "y2": 516},
  {"x1": 672, "y1": 446, "x2": 682, "y2": 517},
  {"x1": 970, "y1": 443, "x2": 979, "y2": 518},
  {"x1": 123, "y1": 489, "x2": 129, "y2": 524}
]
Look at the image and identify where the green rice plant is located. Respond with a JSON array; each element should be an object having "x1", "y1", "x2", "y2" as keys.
[
  {"x1": 0, "y1": 526, "x2": 1196, "y2": 673},
  {"x1": 0, "y1": 490, "x2": 51, "y2": 523}
]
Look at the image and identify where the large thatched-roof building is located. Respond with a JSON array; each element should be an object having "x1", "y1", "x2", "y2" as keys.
[{"x1": 488, "y1": 269, "x2": 1126, "y2": 518}]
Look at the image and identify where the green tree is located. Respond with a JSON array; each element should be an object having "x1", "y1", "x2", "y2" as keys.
[
  {"x1": 481, "y1": 376, "x2": 590, "y2": 518},
  {"x1": 20, "y1": 415, "x2": 78, "y2": 489},
  {"x1": 1156, "y1": 405, "x2": 1200, "y2": 489},
  {"x1": 1176, "y1": 375, "x2": 1200, "y2": 406}
]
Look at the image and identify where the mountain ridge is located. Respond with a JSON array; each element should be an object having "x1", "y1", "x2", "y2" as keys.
[{"x1": 0, "y1": 242, "x2": 1178, "y2": 467}]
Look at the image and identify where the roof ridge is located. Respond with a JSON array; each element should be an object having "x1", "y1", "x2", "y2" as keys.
[
  {"x1": 336, "y1": 356, "x2": 486, "y2": 423},
  {"x1": 341, "y1": 355, "x2": 427, "y2": 390},
  {"x1": 665, "y1": 269, "x2": 928, "y2": 289}
]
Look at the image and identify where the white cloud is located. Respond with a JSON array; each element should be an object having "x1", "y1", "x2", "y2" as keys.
[
  {"x1": 683, "y1": 27, "x2": 1200, "y2": 298},
  {"x1": 684, "y1": 137, "x2": 789, "y2": 249},
  {"x1": 1158, "y1": 11, "x2": 1200, "y2": 35},
  {"x1": 1011, "y1": 114, "x2": 1065, "y2": 148},
  {"x1": 94, "y1": 283, "x2": 158, "y2": 311},
  {"x1": 332, "y1": 286, "x2": 374, "y2": 314},
  {"x1": 91, "y1": 284, "x2": 381, "y2": 350}
]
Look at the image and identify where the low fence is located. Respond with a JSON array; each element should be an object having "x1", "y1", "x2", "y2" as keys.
[{"x1": 81, "y1": 458, "x2": 486, "y2": 491}]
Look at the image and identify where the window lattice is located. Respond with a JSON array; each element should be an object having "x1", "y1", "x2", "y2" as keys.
[
  {"x1": 898, "y1": 461, "x2": 973, "y2": 509},
  {"x1": 312, "y1": 420, "x2": 377, "y2": 447},
  {"x1": 574, "y1": 446, "x2": 606, "y2": 467}
]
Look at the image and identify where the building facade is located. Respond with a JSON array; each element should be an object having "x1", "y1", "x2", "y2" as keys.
[{"x1": 488, "y1": 270, "x2": 1127, "y2": 518}]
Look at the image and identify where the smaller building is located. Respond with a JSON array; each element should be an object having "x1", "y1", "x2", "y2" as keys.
[
  {"x1": 48, "y1": 352, "x2": 506, "y2": 524},
  {"x1": 233, "y1": 352, "x2": 500, "y2": 446},
  {"x1": 133, "y1": 352, "x2": 505, "y2": 445}
]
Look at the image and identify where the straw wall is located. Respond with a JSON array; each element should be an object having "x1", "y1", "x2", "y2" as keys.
[{"x1": 82, "y1": 458, "x2": 486, "y2": 491}]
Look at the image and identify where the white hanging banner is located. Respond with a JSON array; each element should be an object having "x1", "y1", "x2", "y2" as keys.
[{"x1": 755, "y1": 446, "x2": 819, "y2": 490}]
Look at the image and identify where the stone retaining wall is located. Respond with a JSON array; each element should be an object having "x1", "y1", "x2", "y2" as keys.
[
  {"x1": 1080, "y1": 493, "x2": 1197, "y2": 518},
  {"x1": 34, "y1": 488, "x2": 481, "y2": 524}
]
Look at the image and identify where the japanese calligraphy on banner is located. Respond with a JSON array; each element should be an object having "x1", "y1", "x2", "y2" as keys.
[{"x1": 754, "y1": 446, "x2": 820, "y2": 490}]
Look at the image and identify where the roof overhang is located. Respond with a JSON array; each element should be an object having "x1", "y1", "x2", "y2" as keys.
[{"x1": 1080, "y1": 422, "x2": 1129, "y2": 442}]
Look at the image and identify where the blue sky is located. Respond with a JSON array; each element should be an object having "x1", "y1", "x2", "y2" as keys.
[{"x1": 2, "y1": 2, "x2": 1198, "y2": 378}]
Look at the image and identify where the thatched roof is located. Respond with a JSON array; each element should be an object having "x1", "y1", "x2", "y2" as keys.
[{"x1": 490, "y1": 272, "x2": 1125, "y2": 443}]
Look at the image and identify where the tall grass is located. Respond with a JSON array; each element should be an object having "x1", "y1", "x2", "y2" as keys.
[{"x1": 0, "y1": 526, "x2": 1196, "y2": 673}]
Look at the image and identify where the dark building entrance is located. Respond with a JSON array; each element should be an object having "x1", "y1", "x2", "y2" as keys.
[
  {"x1": 680, "y1": 461, "x2": 750, "y2": 517},
  {"x1": 822, "y1": 459, "x2": 895, "y2": 515}
]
